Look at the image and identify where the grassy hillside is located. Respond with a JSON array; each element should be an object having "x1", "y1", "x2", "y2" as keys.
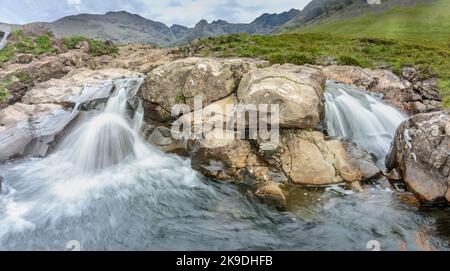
[
  {"x1": 299, "y1": 0, "x2": 450, "y2": 44},
  {"x1": 196, "y1": 33, "x2": 450, "y2": 107}
]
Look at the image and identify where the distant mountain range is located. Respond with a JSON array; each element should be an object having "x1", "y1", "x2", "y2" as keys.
[
  {"x1": 32, "y1": 9, "x2": 300, "y2": 46},
  {"x1": 0, "y1": 0, "x2": 436, "y2": 46}
]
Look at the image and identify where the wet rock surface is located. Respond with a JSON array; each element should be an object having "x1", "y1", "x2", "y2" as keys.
[{"x1": 387, "y1": 109, "x2": 450, "y2": 203}]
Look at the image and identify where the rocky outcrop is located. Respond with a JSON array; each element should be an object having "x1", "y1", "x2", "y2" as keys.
[
  {"x1": 0, "y1": 103, "x2": 74, "y2": 161},
  {"x1": 386, "y1": 110, "x2": 450, "y2": 203},
  {"x1": 22, "y1": 68, "x2": 143, "y2": 105},
  {"x1": 138, "y1": 57, "x2": 386, "y2": 208},
  {"x1": 139, "y1": 57, "x2": 270, "y2": 121},
  {"x1": 237, "y1": 64, "x2": 326, "y2": 129},
  {"x1": 92, "y1": 44, "x2": 176, "y2": 74},
  {"x1": 322, "y1": 65, "x2": 441, "y2": 114}
]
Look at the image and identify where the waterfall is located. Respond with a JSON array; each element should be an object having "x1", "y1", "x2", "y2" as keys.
[
  {"x1": 132, "y1": 101, "x2": 144, "y2": 132},
  {"x1": 0, "y1": 28, "x2": 9, "y2": 50},
  {"x1": 57, "y1": 78, "x2": 145, "y2": 173},
  {"x1": 324, "y1": 81, "x2": 406, "y2": 163},
  {"x1": 0, "y1": 75, "x2": 200, "y2": 241}
]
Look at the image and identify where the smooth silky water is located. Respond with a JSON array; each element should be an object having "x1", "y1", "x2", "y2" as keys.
[{"x1": 0, "y1": 79, "x2": 448, "y2": 250}]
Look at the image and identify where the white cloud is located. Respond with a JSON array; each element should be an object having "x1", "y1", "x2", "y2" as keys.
[
  {"x1": 66, "y1": 0, "x2": 82, "y2": 5},
  {"x1": 0, "y1": 0, "x2": 312, "y2": 27}
]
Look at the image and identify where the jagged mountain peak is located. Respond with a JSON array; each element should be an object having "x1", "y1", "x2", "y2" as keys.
[{"x1": 4, "y1": 6, "x2": 312, "y2": 46}]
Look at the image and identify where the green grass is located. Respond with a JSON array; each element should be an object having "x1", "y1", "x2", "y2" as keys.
[
  {"x1": 298, "y1": 0, "x2": 450, "y2": 45},
  {"x1": 197, "y1": 32, "x2": 450, "y2": 108},
  {"x1": 62, "y1": 36, "x2": 119, "y2": 57}
]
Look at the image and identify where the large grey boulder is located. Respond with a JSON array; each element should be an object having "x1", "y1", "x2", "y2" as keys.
[
  {"x1": 386, "y1": 109, "x2": 450, "y2": 202},
  {"x1": 237, "y1": 64, "x2": 326, "y2": 129},
  {"x1": 139, "y1": 57, "x2": 270, "y2": 121}
]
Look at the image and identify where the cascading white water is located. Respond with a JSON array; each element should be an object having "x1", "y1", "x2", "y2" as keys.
[
  {"x1": 60, "y1": 79, "x2": 143, "y2": 173},
  {"x1": 325, "y1": 81, "x2": 406, "y2": 163},
  {"x1": 0, "y1": 76, "x2": 201, "y2": 240}
]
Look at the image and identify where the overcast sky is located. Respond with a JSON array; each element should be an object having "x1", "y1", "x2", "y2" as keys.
[{"x1": 0, "y1": 0, "x2": 312, "y2": 27}]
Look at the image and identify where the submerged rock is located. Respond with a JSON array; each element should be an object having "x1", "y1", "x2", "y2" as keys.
[
  {"x1": 255, "y1": 182, "x2": 287, "y2": 210},
  {"x1": 279, "y1": 130, "x2": 341, "y2": 186},
  {"x1": 276, "y1": 130, "x2": 380, "y2": 186},
  {"x1": 387, "y1": 109, "x2": 450, "y2": 203}
]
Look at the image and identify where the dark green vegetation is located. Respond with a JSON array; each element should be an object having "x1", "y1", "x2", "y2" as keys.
[
  {"x1": 197, "y1": 32, "x2": 450, "y2": 108},
  {"x1": 62, "y1": 36, "x2": 119, "y2": 56}
]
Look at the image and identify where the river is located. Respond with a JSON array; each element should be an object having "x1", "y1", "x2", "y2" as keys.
[{"x1": 0, "y1": 79, "x2": 448, "y2": 251}]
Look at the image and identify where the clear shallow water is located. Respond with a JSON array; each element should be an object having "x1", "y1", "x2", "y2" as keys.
[{"x1": 0, "y1": 79, "x2": 448, "y2": 251}]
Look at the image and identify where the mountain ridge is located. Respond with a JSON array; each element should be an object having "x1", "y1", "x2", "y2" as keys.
[{"x1": 2, "y1": 9, "x2": 300, "y2": 46}]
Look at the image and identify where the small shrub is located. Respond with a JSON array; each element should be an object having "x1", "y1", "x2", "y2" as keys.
[
  {"x1": 14, "y1": 70, "x2": 32, "y2": 84},
  {"x1": 175, "y1": 95, "x2": 187, "y2": 104},
  {"x1": 62, "y1": 36, "x2": 89, "y2": 50},
  {"x1": 33, "y1": 34, "x2": 56, "y2": 55},
  {"x1": 0, "y1": 76, "x2": 12, "y2": 102},
  {"x1": 15, "y1": 37, "x2": 35, "y2": 53},
  {"x1": 88, "y1": 39, "x2": 119, "y2": 56},
  {"x1": 0, "y1": 85, "x2": 8, "y2": 101},
  {"x1": 63, "y1": 36, "x2": 119, "y2": 56},
  {"x1": 338, "y1": 55, "x2": 366, "y2": 67},
  {"x1": 0, "y1": 44, "x2": 15, "y2": 63}
]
